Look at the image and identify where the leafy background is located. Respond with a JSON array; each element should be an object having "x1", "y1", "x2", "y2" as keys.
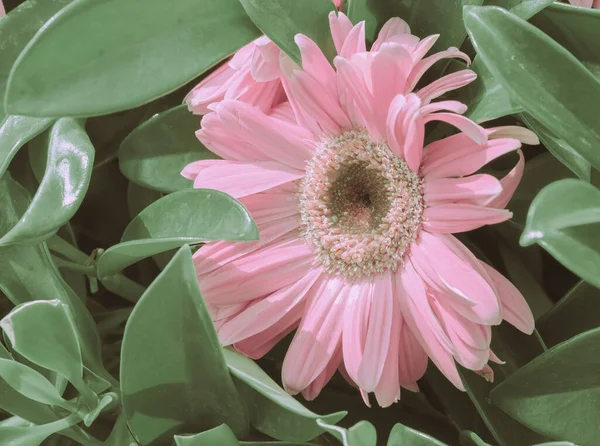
[{"x1": 0, "y1": 0, "x2": 598, "y2": 445}]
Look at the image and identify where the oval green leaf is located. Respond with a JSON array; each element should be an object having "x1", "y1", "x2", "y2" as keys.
[
  {"x1": 490, "y1": 327, "x2": 600, "y2": 444},
  {"x1": 0, "y1": 118, "x2": 95, "y2": 245},
  {"x1": 520, "y1": 178, "x2": 600, "y2": 287},
  {"x1": 96, "y1": 188, "x2": 258, "y2": 278},
  {"x1": 119, "y1": 105, "x2": 217, "y2": 193},
  {"x1": 464, "y1": 6, "x2": 600, "y2": 170},
  {"x1": 224, "y1": 349, "x2": 346, "y2": 442},
  {"x1": 387, "y1": 423, "x2": 447, "y2": 446},
  {"x1": 5, "y1": 0, "x2": 260, "y2": 117},
  {"x1": 120, "y1": 246, "x2": 249, "y2": 445},
  {"x1": 0, "y1": 413, "x2": 81, "y2": 446},
  {"x1": 174, "y1": 425, "x2": 239, "y2": 446},
  {"x1": 0, "y1": 116, "x2": 53, "y2": 177},
  {"x1": 238, "y1": 0, "x2": 336, "y2": 65}
]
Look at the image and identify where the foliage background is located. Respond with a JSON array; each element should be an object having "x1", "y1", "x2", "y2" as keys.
[{"x1": 0, "y1": 0, "x2": 598, "y2": 445}]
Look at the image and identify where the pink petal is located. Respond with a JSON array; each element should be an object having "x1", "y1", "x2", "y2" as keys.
[
  {"x1": 424, "y1": 174, "x2": 503, "y2": 206},
  {"x1": 407, "y1": 48, "x2": 471, "y2": 92},
  {"x1": 487, "y1": 150, "x2": 525, "y2": 209},
  {"x1": 197, "y1": 113, "x2": 262, "y2": 162},
  {"x1": 340, "y1": 21, "x2": 367, "y2": 59},
  {"x1": 282, "y1": 275, "x2": 349, "y2": 394},
  {"x1": 251, "y1": 37, "x2": 282, "y2": 82},
  {"x1": 420, "y1": 100, "x2": 468, "y2": 116},
  {"x1": 410, "y1": 231, "x2": 501, "y2": 325},
  {"x1": 218, "y1": 268, "x2": 322, "y2": 345},
  {"x1": 372, "y1": 17, "x2": 411, "y2": 51},
  {"x1": 192, "y1": 160, "x2": 303, "y2": 199},
  {"x1": 185, "y1": 62, "x2": 237, "y2": 115},
  {"x1": 416, "y1": 70, "x2": 477, "y2": 104},
  {"x1": 569, "y1": 0, "x2": 594, "y2": 6},
  {"x1": 423, "y1": 204, "x2": 512, "y2": 233},
  {"x1": 342, "y1": 279, "x2": 373, "y2": 383},
  {"x1": 479, "y1": 262, "x2": 535, "y2": 334},
  {"x1": 335, "y1": 56, "x2": 374, "y2": 131},
  {"x1": 409, "y1": 34, "x2": 439, "y2": 62},
  {"x1": 295, "y1": 34, "x2": 337, "y2": 92},
  {"x1": 269, "y1": 102, "x2": 296, "y2": 123},
  {"x1": 302, "y1": 347, "x2": 342, "y2": 401},
  {"x1": 423, "y1": 113, "x2": 487, "y2": 145},
  {"x1": 488, "y1": 126, "x2": 539, "y2": 145},
  {"x1": 198, "y1": 238, "x2": 314, "y2": 305},
  {"x1": 240, "y1": 192, "x2": 299, "y2": 225},
  {"x1": 358, "y1": 272, "x2": 395, "y2": 392},
  {"x1": 374, "y1": 297, "x2": 402, "y2": 407},
  {"x1": 397, "y1": 322, "x2": 428, "y2": 391},
  {"x1": 181, "y1": 159, "x2": 222, "y2": 180},
  {"x1": 386, "y1": 94, "x2": 424, "y2": 172},
  {"x1": 329, "y1": 11, "x2": 354, "y2": 54}
]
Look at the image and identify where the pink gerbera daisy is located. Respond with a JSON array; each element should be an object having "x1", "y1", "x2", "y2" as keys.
[{"x1": 182, "y1": 12, "x2": 537, "y2": 407}]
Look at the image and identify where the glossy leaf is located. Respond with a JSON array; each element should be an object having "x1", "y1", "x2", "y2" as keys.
[
  {"x1": 0, "y1": 358, "x2": 74, "y2": 410},
  {"x1": 387, "y1": 423, "x2": 447, "y2": 446},
  {"x1": 96, "y1": 188, "x2": 258, "y2": 278},
  {"x1": 174, "y1": 425, "x2": 239, "y2": 446},
  {"x1": 0, "y1": 118, "x2": 95, "y2": 245},
  {"x1": 0, "y1": 0, "x2": 72, "y2": 115},
  {"x1": 237, "y1": 0, "x2": 336, "y2": 65},
  {"x1": 316, "y1": 419, "x2": 377, "y2": 446},
  {"x1": 491, "y1": 327, "x2": 600, "y2": 444},
  {"x1": 120, "y1": 246, "x2": 249, "y2": 445},
  {"x1": 5, "y1": 0, "x2": 260, "y2": 117},
  {"x1": 459, "y1": 431, "x2": 492, "y2": 446},
  {"x1": 521, "y1": 179, "x2": 600, "y2": 288},
  {"x1": 0, "y1": 413, "x2": 81, "y2": 446},
  {"x1": 0, "y1": 175, "x2": 106, "y2": 379},
  {"x1": 119, "y1": 105, "x2": 217, "y2": 193},
  {"x1": 464, "y1": 6, "x2": 600, "y2": 170},
  {"x1": 104, "y1": 414, "x2": 138, "y2": 446},
  {"x1": 0, "y1": 116, "x2": 53, "y2": 177},
  {"x1": 224, "y1": 349, "x2": 346, "y2": 442},
  {"x1": 126, "y1": 182, "x2": 162, "y2": 220}
]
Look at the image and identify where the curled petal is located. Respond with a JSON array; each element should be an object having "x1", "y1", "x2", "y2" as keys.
[{"x1": 416, "y1": 69, "x2": 477, "y2": 104}]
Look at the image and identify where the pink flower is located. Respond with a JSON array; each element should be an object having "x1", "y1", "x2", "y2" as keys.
[
  {"x1": 183, "y1": 13, "x2": 537, "y2": 406},
  {"x1": 568, "y1": 0, "x2": 600, "y2": 8}
]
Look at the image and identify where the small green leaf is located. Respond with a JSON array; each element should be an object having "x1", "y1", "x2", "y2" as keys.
[
  {"x1": 237, "y1": 0, "x2": 336, "y2": 65},
  {"x1": 0, "y1": 118, "x2": 95, "y2": 245},
  {"x1": 0, "y1": 413, "x2": 81, "y2": 446},
  {"x1": 490, "y1": 327, "x2": 600, "y2": 444},
  {"x1": 0, "y1": 116, "x2": 53, "y2": 177},
  {"x1": 459, "y1": 431, "x2": 492, "y2": 446},
  {"x1": 119, "y1": 104, "x2": 217, "y2": 193},
  {"x1": 387, "y1": 423, "x2": 447, "y2": 446},
  {"x1": 224, "y1": 349, "x2": 346, "y2": 442},
  {"x1": 174, "y1": 425, "x2": 239, "y2": 446},
  {"x1": 348, "y1": 421, "x2": 377, "y2": 446},
  {"x1": 120, "y1": 246, "x2": 249, "y2": 445},
  {"x1": 520, "y1": 179, "x2": 600, "y2": 287},
  {"x1": 464, "y1": 6, "x2": 600, "y2": 170},
  {"x1": 96, "y1": 188, "x2": 258, "y2": 277},
  {"x1": 5, "y1": 0, "x2": 260, "y2": 117},
  {"x1": 0, "y1": 358, "x2": 74, "y2": 411}
]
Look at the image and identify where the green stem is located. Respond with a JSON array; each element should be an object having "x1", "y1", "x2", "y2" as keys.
[
  {"x1": 48, "y1": 236, "x2": 90, "y2": 264},
  {"x1": 52, "y1": 257, "x2": 96, "y2": 276}
]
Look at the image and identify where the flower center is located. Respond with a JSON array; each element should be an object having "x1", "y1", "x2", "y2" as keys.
[{"x1": 299, "y1": 129, "x2": 424, "y2": 278}]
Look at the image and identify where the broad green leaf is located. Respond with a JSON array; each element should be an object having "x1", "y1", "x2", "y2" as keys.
[
  {"x1": 387, "y1": 423, "x2": 447, "y2": 446},
  {"x1": 464, "y1": 6, "x2": 600, "y2": 170},
  {"x1": 0, "y1": 175, "x2": 106, "y2": 380},
  {"x1": 0, "y1": 413, "x2": 81, "y2": 446},
  {"x1": 506, "y1": 0, "x2": 555, "y2": 21},
  {"x1": 104, "y1": 414, "x2": 138, "y2": 446},
  {"x1": 0, "y1": 300, "x2": 94, "y2": 402},
  {"x1": 537, "y1": 281, "x2": 600, "y2": 348},
  {"x1": 521, "y1": 179, "x2": 600, "y2": 287},
  {"x1": 0, "y1": 116, "x2": 53, "y2": 177},
  {"x1": 5, "y1": 0, "x2": 260, "y2": 117},
  {"x1": 96, "y1": 188, "x2": 258, "y2": 278},
  {"x1": 0, "y1": 118, "x2": 95, "y2": 245},
  {"x1": 237, "y1": 0, "x2": 336, "y2": 65},
  {"x1": 490, "y1": 327, "x2": 600, "y2": 444},
  {"x1": 174, "y1": 425, "x2": 239, "y2": 446},
  {"x1": 120, "y1": 246, "x2": 249, "y2": 445},
  {"x1": 119, "y1": 104, "x2": 217, "y2": 193},
  {"x1": 0, "y1": 358, "x2": 74, "y2": 410},
  {"x1": 126, "y1": 182, "x2": 162, "y2": 220},
  {"x1": 0, "y1": 0, "x2": 72, "y2": 116},
  {"x1": 520, "y1": 114, "x2": 591, "y2": 182},
  {"x1": 224, "y1": 349, "x2": 346, "y2": 442}
]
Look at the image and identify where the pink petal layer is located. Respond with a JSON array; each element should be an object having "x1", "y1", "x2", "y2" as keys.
[
  {"x1": 423, "y1": 204, "x2": 512, "y2": 233},
  {"x1": 424, "y1": 174, "x2": 503, "y2": 206}
]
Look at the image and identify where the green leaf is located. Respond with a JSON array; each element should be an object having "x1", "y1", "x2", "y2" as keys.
[
  {"x1": 120, "y1": 246, "x2": 249, "y2": 445},
  {"x1": 0, "y1": 0, "x2": 72, "y2": 116},
  {"x1": 0, "y1": 175, "x2": 106, "y2": 381},
  {"x1": 0, "y1": 358, "x2": 74, "y2": 410},
  {"x1": 387, "y1": 423, "x2": 447, "y2": 446},
  {"x1": 126, "y1": 182, "x2": 163, "y2": 220},
  {"x1": 5, "y1": 0, "x2": 260, "y2": 117},
  {"x1": 490, "y1": 327, "x2": 600, "y2": 444},
  {"x1": 0, "y1": 413, "x2": 81, "y2": 446},
  {"x1": 507, "y1": 0, "x2": 556, "y2": 21},
  {"x1": 520, "y1": 114, "x2": 591, "y2": 182},
  {"x1": 96, "y1": 188, "x2": 258, "y2": 278},
  {"x1": 0, "y1": 116, "x2": 53, "y2": 177},
  {"x1": 224, "y1": 349, "x2": 346, "y2": 442},
  {"x1": 237, "y1": 0, "x2": 336, "y2": 65},
  {"x1": 0, "y1": 118, "x2": 95, "y2": 245},
  {"x1": 464, "y1": 6, "x2": 600, "y2": 170},
  {"x1": 459, "y1": 431, "x2": 492, "y2": 446},
  {"x1": 103, "y1": 414, "x2": 138, "y2": 446},
  {"x1": 0, "y1": 300, "x2": 94, "y2": 401},
  {"x1": 316, "y1": 419, "x2": 376, "y2": 446},
  {"x1": 174, "y1": 425, "x2": 239, "y2": 446},
  {"x1": 537, "y1": 281, "x2": 600, "y2": 348},
  {"x1": 520, "y1": 178, "x2": 600, "y2": 287},
  {"x1": 119, "y1": 104, "x2": 217, "y2": 193}
]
